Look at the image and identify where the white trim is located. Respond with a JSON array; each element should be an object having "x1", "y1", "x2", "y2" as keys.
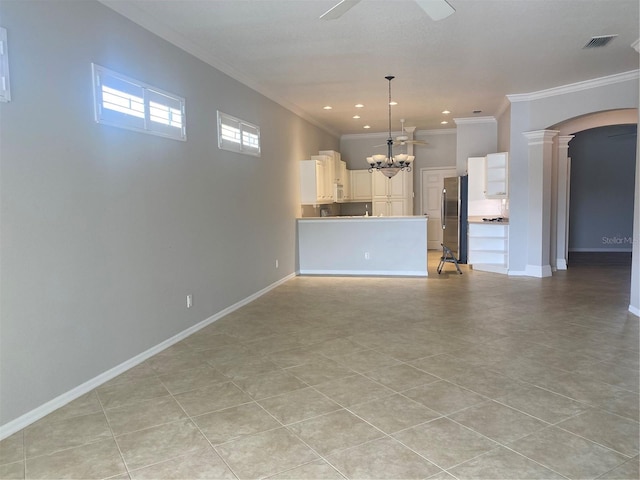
[
  {"x1": 0, "y1": 273, "x2": 295, "y2": 440},
  {"x1": 341, "y1": 128, "x2": 456, "y2": 141},
  {"x1": 569, "y1": 247, "x2": 633, "y2": 253},
  {"x1": 556, "y1": 259, "x2": 568, "y2": 270},
  {"x1": 453, "y1": 116, "x2": 497, "y2": 125},
  {"x1": 415, "y1": 128, "x2": 457, "y2": 136},
  {"x1": 340, "y1": 131, "x2": 405, "y2": 141},
  {"x1": 525, "y1": 264, "x2": 553, "y2": 278},
  {"x1": 629, "y1": 304, "x2": 640, "y2": 317},
  {"x1": 507, "y1": 70, "x2": 639, "y2": 103},
  {"x1": 297, "y1": 269, "x2": 427, "y2": 277},
  {"x1": 508, "y1": 270, "x2": 529, "y2": 277},
  {"x1": 0, "y1": 27, "x2": 11, "y2": 103},
  {"x1": 470, "y1": 264, "x2": 508, "y2": 275},
  {"x1": 632, "y1": 38, "x2": 640, "y2": 53}
]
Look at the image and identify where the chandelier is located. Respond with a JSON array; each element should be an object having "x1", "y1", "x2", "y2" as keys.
[{"x1": 365, "y1": 76, "x2": 414, "y2": 178}]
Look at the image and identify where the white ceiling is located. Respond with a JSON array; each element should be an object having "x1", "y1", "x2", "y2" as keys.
[{"x1": 102, "y1": 0, "x2": 639, "y2": 136}]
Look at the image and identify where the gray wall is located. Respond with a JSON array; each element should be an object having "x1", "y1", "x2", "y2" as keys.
[
  {"x1": 568, "y1": 125, "x2": 637, "y2": 251},
  {"x1": 454, "y1": 119, "x2": 498, "y2": 174},
  {"x1": 0, "y1": 0, "x2": 338, "y2": 427}
]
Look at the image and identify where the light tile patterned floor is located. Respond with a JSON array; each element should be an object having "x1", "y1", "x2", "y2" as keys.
[{"x1": 1, "y1": 255, "x2": 639, "y2": 479}]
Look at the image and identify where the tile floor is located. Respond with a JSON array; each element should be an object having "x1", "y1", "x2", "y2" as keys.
[{"x1": 1, "y1": 255, "x2": 639, "y2": 479}]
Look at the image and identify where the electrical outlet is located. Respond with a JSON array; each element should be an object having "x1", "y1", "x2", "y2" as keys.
[
  {"x1": 186, "y1": 294, "x2": 193, "y2": 309},
  {"x1": 364, "y1": 252, "x2": 370, "y2": 260}
]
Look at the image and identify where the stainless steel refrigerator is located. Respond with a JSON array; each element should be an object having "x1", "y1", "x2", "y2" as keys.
[{"x1": 442, "y1": 176, "x2": 468, "y2": 263}]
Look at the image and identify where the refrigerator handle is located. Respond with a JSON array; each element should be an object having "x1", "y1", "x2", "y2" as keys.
[{"x1": 441, "y1": 188, "x2": 446, "y2": 230}]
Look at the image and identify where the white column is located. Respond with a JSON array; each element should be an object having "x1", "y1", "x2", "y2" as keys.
[
  {"x1": 555, "y1": 135, "x2": 574, "y2": 270},
  {"x1": 523, "y1": 130, "x2": 558, "y2": 277},
  {"x1": 550, "y1": 136, "x2": 558, "y2": 271},
  {"x1": 629, "y1": 39, "x2": 639, "y2": 316}
]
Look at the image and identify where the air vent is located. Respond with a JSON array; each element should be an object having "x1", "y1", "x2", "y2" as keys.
[{"x1": 583, "y1": 35, "x2": 617, "y2": 49}]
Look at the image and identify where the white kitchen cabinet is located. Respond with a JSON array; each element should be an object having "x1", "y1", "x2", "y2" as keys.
[
  {"x1": 350, "y1": 169, "x2": 372, "y2": 201},
  {"x1": 341, "y1": 162, "x2": 351, "y2": 201},
  {"x1": 372, "y1": 170, "x2": 413, "y2": 216},
  {"x1": 484, "y1": 152, "x2": 508, "y2": 198},
  {"x1": 311, "y1": 155, "x2": 333, "y2": 202},
  {"x1": 467, "y1": 157, "x2": 486, "y2": 203},
  {"x1": 468, "y1": 222, "x2": 509, "y2": 274},
  {"x1": 319, "y1": 150, "x2": 345, "y2": 184},
  {"x1": 299, "y1": 158, "x2": 332, "y2": 204}
]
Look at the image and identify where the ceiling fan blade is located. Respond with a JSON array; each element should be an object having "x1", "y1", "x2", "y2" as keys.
[
  {"x1": 320, "y1": 0, "x2": 361, "y2": 20},
  {"x1": 415, "y1": 0, "x2": 455, "y2": 21}
]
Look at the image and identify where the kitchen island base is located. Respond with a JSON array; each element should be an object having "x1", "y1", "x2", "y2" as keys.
[{"x1": 297, "y1": 217, "x2": 428, "y2": 277}]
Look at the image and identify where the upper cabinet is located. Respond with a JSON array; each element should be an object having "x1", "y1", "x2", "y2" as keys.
[
  {"x1": 484, "y1": 152, "x2": 509, "y2": 198},
  {"x1": 319, "y1": 150, "x2": 345, "y2": 185},
  {"x1": 341, "y1": 161, "x2": 351, "y2": 201},
  {"x1": 300, "y1": 157, "x2": 332, "y2": 204},
  {"x1": 350, "y1": 170, "x2": 372, "y2": 201}
]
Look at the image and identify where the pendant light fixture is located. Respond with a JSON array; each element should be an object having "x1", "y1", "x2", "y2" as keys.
[{"x1": 365, "y1": 76, "x2": 414, "y2": 178}]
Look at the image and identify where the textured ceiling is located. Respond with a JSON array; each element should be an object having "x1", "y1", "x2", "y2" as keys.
[{"x1": 102, "y1": 0, "x2": 639, "y2": 136}]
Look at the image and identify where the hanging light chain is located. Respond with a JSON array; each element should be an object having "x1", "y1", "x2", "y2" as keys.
[{"x1": 366, "y1": 76, "x2": 414, "y2": 178}]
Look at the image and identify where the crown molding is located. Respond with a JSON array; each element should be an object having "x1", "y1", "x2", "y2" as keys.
[
  {"x1": 453, "y1": 116, "x2": 497, "y2": 125},
  {"x1": 340, "y1": 131, "x2": 397, "y2": 140},
  {"x1": 341, "y1": 128, "x2": 456, "y2": 141},
  {"x1": 98, "y1": 1, "x2": 340, "y2": 138},
  {"x1": 415, "y1": 128, "x2": 457, "y2": 136},
  {"x1": 507, "y1": 70, "x2": 639, "y2": 103}
]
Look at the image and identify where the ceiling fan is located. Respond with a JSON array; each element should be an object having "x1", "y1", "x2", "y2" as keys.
[
  {"x1": 320, "y1": 0, "x2": 455, "y2": 21},
  {"x1": 375, "y1": 119, "x2": 428, "y2": 147}
]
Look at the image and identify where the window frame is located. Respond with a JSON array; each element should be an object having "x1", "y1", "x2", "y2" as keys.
[
  {"x1": 217, "y1": 111, "x2": 261, "y2": 157},
  {"x1": 0, "y1": 27, "x2": 11, "y2": 103},
  {"x1": 92, "y1": 63, "x2": 186, "y2": 141}
]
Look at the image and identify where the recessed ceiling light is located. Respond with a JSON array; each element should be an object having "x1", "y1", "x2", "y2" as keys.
[
  {"x1": 353, "y1": 115, "x2": 361, "y2": 119},
  {"x1": 363, "y1": 125, "x2": 371, "y2": 129},
  {"x1": 355, "y1": 104, "x2": 364, "y2": 108},
  {"x1": 441, "y1": 121, "x2": 448, "y2": 125},
  {"x1": 323, "y1": 105, "x2": 332, "y2": 110},
  {"x1": 389, "y1": 101, "x2": 398, "y2": 106},
  {"x1": 442, "y1": 110, "x2": 450, "y2": 115}
]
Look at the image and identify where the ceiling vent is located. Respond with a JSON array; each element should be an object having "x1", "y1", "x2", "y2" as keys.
[{"x1": 583, "y1": 35, "x2": 617, "y2": 49}]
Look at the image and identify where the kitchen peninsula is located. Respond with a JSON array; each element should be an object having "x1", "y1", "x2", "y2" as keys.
[{"x1": 297, "y1": 216, "x2": 428, "y2": 277}]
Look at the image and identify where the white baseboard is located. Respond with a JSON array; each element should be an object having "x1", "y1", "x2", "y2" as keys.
[
  {"x1": 470, "y1": 264, "x2": 508, "y2": 275},
  {"x1": 507, "y1": 270, "x2": 528, "y2": 276},
  {"x1": 629, "y1": 304, "x2": 640, "y2": 317},
  {"x1": 556, "y1": 259, "x2": 568, "y2": 270},
  {"x1": 524, "y1": 264, "x2": 553, "y2": 278},
  {"x1": 569, "y1": 248, "x2": 633, "y2": 253},
  {"x1": 298, "y1": 269, "x2": 428, "y2": 277},
  {"x1": 0, "y1": 273, "x2": 296, "y2": 440}
]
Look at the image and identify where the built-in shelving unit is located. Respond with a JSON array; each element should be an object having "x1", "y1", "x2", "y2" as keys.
[
  {"x1": 468, "y1": 222, "x2": 509, "y2": 274},
  {"x1": 484, "y1": 152, "x2": 509, "y2": 198}
]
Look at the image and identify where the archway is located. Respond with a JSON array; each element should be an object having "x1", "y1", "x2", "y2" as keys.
[{"x1": 550, "y1": 109, "x2": 638, "y2": 270}]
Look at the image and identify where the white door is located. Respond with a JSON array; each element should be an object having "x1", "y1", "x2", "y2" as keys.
[{"x1": 421, "y1": 167, "x2": 456, "y2": 249}]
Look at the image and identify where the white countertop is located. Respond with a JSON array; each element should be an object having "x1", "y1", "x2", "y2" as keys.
[{"x1": 468, "y1": 216, "x2": 509, "y2": 225}]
